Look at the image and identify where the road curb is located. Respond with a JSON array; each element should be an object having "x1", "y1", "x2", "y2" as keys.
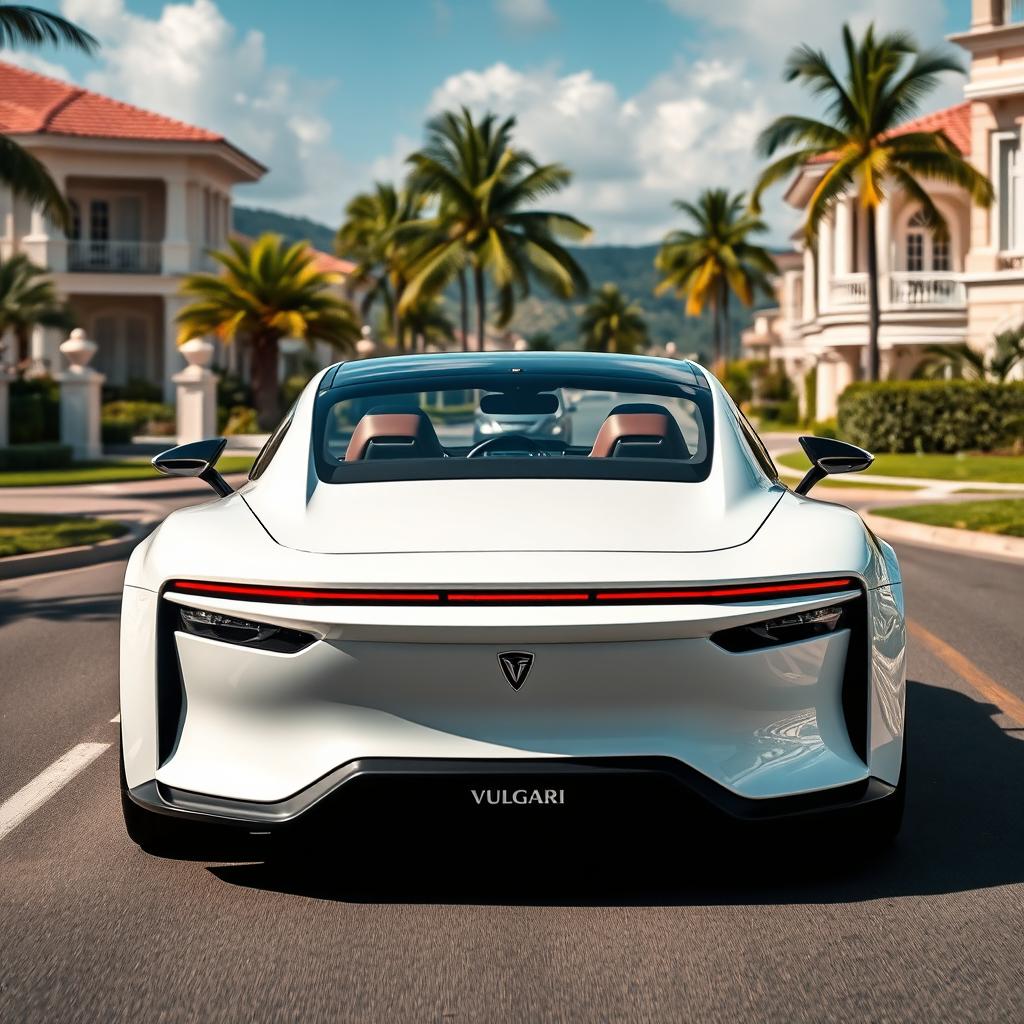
[
  {"x1": 0, "y1": 519, "x2": 154, "y2": 581},
  {"x1": 862, "y1": 510, "x2": 1024, "y2": 563}
]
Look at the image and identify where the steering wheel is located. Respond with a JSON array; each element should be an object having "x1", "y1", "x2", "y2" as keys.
[{"x1": 466, "y1": 434, "x2": 545, "y2": 459}]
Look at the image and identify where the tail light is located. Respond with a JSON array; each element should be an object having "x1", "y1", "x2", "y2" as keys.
[
  {"x1": 178, "y1": 606, "x2": 316, "y2": 653},
  {"x1": 711, "y1": 604, "x2": 847, "y2": 653}
]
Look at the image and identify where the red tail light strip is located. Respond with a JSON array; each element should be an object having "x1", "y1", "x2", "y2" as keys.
[
  {"x1": 167, "y1": 578, "x2": 855, "y2": 606},
  {"x1": 595, "y1": 579, "x2": 854, "y2": 601}
]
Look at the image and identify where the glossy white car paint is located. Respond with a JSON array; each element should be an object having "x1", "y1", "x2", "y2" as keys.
[{"x1": 120, "y1": 355, "x2": 906, "y2": 823}]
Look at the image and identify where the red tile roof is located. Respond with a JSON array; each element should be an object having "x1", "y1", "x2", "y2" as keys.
[
  {"x1": 309, "y1": 249, "x2": 356, "y2": 276},
  {"x1": 0, "y1": 59, "x2": 223, "y2": 143},
  {"x1": 809, "y1": 101, "x2": 972, "y2": 163}
]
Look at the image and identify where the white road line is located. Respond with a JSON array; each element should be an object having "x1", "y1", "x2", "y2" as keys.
[
  {"x1": 0, "y1": 743, "x2": 110, "y2": 843},
  {"x1": 110, "y1": 713, "x2": 120, "y2": 723}
]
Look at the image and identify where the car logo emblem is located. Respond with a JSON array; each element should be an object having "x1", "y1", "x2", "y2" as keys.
[{"x1": 498, "y1": 651, "x2": 534, "y2": 690}]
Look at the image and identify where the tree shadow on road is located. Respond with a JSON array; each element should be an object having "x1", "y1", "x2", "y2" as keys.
[
  {"x1": 0, "y1": 589, "x2": 121, "y2": 626},
  {"x1": 210, "y1": 679, "x2": 1024, "y2": 907}
]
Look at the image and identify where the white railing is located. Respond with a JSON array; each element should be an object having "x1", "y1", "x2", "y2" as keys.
[
  {"x1": 828, "y1": 273, "x2": 869, "y2": 307},
  {"x1": 888, "y1": 272, "x2": 966, "y2": 307},
  {"x1": 67, "y1": 240, "x2": 162, "y2": 273},
  {"x1": 1006, "y1": 0, "x2": 1024, "y2": 24}
]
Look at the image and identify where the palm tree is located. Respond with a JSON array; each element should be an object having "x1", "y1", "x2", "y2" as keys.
[
  {"x1": 916, "y1": 327, "x2": 1024, "y2": 382},
  {"x1": 403, "y1": 294, "x2": 455, "y2": 352},
  {"x1": 402, "y1": 107, "x2": 591, "y2": 351},
  {"x1": 751, "y1": 23, "x2": 994, "y2": 382},
  {"x1": 335, "y1": 182, "x2": 425, "y2": 353},
  {"x1": 0, "y1": 253, "x2": 72, "y2": 366},
  {"x1": 176, "y1": 234, "x2": 361, "y2": 428},
  {"x1": 0, "y1": 6, "x2": 98, "y2": 231},
  {"x1": 579, "y1": 283, "x2": 649, "y2": 354},
  {"x1": 655, "y1": 189, "x2": 776, "y2": 368}
]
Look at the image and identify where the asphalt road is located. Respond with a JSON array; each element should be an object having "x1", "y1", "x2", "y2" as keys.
[{"x1": 1, "y1": 516, "x2": 1023, "y2": 1022}]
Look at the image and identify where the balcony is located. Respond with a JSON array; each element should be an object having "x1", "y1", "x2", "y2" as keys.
[
  {"x1": 827, "y1": 272, "x2": 965, "y2": 311},
  {"x1": 888, "y1": 272, "x2": 965, "y2": 307},
  {"x1": 67, "y1": 240, "x2": 162, "y2": 274},
  {"x1": 828, "y1": 274, "x2": 869, "y2": 307}
]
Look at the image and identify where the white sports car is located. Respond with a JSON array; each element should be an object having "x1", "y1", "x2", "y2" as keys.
[{"x1": 120, "y1": 351, "x2": 906, "y2": 855}]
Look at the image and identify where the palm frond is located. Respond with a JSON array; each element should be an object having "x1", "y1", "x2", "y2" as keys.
[{"x1": 0, "y1": 5, "x2": 98, "y2": 52}]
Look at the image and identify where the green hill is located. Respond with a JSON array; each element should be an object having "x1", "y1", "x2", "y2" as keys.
[{"x1": 233, "y1": 206, "x2": 764, "y2": 359}]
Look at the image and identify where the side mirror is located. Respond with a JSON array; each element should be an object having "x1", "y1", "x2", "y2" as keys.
[
  {"x1": 152, "y1": 437, "x2": 233, "y2": 497},
  {"x1": 794, "y1": 435, "x2": 873, "y2": 495}
]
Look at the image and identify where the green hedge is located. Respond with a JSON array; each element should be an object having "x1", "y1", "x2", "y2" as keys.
[
  {"x1": 9, "y1": 378, "x2": 60, "y2": 444},
  {"x1": 837, "y1": 381, "x2": 1024, "y2": 453},
  {"x1": 102, "y1": 401, "x2": 174, "y2": 431},
  {"x1": 101, "y1": 416, "x2": 136, "y2": 444},
  {"x1": 0, "y1": 443, "x2": 73, "y2": 470}
]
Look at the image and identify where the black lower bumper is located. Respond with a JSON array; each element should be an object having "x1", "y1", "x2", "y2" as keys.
[{"x1": 129, "y1": 757, "x2": 896, "y2": 833}]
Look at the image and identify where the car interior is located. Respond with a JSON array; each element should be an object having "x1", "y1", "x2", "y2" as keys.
[{"x1": 330, "y1": 393, "x2": 702, "y2": 462}]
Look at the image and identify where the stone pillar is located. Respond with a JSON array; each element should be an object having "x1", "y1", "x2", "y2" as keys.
[
  {"x1": 56, "y1": 329, "x2": 104, "y2": 461},
  {"x1": 173, "y1": 338, "x2": 219, "y2": 444},
  {"x1": 816, "y1": 357, "x2": 839, "y2": 421},
  {"x1": 163, "y1": 176, "x2": 191, "y2": 273},
  {"x1": 355, "y1": 324, "x2": 377, "y2": 359},
  {"x1": 0, "y1": 366, "x2": 9, "y2": 448}
]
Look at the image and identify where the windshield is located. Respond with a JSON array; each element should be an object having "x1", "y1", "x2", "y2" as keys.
[{"x1": 312, "y1": 368, "x2": 715, "y2": 484}]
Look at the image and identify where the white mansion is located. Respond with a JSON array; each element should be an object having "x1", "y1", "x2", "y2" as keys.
[
  {"x1": 743, "y1": 0, "x2": 1024, "y2": 420},
  {"x1": 0, "y1": 61, "x2": 352, "y2": 402}
]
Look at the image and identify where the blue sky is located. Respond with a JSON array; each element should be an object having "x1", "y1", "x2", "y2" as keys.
[{"x1": 18, "y1": 0, "x2": 973, "y2": 243}]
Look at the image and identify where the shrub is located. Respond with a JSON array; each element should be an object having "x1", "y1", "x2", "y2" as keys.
[
  {"x1": 9, "y1": 377, "x2": 59, "y2": 443},
  {"x1": 807, "y1": 418, "x2": 839, "y2": 439},
  {"x1": 837, "y1": 381, "x2": 1024, "y2": 453},
  {"x1": 217, "y1": 372, "x2": 253, "y2": 411},
  {"x1": 282, "y1": 373, "x2": 312, "y2": 408},
  {"x1": 101, "y1": 416, "x2": 136, "y2": 444},
  {"x1": 802, "y1": 366, "x2": 818, "y2": 425},
  {"x1": 103, "y1": 378, "x2": 163, "y2": 403},
  {"x1": 102, "y1": 401, "x2": 174, "y2": 433},
  {"x1": 222, "y1": 405, "x2": 259, "y2": 435},
  {"x1": 720, "y1": 359, "x2": 763, "y2": 405},
  {"x1": 0, "y1": 443, "x2": 73, "y2": 470}
]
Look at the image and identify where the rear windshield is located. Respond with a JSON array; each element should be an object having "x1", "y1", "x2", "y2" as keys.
[{"x1": 313, "y1": 370, "x2": 715, "y2": 484}]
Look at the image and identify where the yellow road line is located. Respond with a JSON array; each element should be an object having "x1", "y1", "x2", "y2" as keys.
[{"x1": 909, "y1": 619, "x2": 1024, "y2": 726}]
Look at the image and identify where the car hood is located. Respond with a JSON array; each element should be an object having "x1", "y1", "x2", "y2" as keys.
[{"x1": 242, "y1": 477, "x2": 785, "y2": 555}]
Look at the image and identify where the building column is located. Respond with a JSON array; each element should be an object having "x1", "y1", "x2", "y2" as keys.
[
  {"x1": 162, "y1": 294, "x2": 188, "y2": 403},
  {"x1": 817, "y1": 213, "x2": 834, "y2": 312},
  {"x1": 875, "y1": 195, "x2": 892, "y2": 311},
  {"x1": 21, "y1": 172, "x2": 66, "y2": 271},
  {"x1": 163, "y1": 176, "x2": 190, "y2": 273},
  {"x1": 802, "y1": 245, "x2": 816, "y2": 322},
  {"x1": 30, "y1": 325, "x2": 65, "y2": 375},
  {"x1": 834, "y1": 198, "x2": 851, "y2": 276}
]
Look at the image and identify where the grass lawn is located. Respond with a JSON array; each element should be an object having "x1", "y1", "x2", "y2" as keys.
[
  {"x1": 0, "y1": 513, "x2": 128, "y2": 557},
  {"x1": 778, "y1": 451, "x2": 1024, "y2": 484},
  {"x1": 873, "y1": 500, "x2": 1024, "y2": 538},
  {"x1": 774, "y1": 453, "x2": 919, "y2": 490},
  {"x1": 0, "y1": 456, "x2": 254, "y2": 488}
]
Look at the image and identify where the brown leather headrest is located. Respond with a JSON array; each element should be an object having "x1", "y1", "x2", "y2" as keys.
[
  {"x1": 589, "y1": 403, "x2": 691, "y2": 459},
  {"x1": 345, "y1": 410, "x2": 444, "y2": 461}
]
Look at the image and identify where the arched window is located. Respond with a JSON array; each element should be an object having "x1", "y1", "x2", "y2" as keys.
[{"x1": 904, "y1": 209, "x2": 953, "y2": 272}]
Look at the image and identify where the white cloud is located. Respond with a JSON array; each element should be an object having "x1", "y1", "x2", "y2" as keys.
[
  {"x1": 427, "y1": 59, "x2": 781, "y2": 243},
  {"x1": 58, "y1": 0, "x2": 346, "y2": 222},
  {"x1": 0, "y1": 51, "x2": 72, "y2": 80},
  {"x1": 495, "y1": 0, "x2": 556, "y2": 30}
]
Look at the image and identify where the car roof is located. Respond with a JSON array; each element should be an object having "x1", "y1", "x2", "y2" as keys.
[{"x1": 322, "y1": 351, "x2": 710, "y2": 392}]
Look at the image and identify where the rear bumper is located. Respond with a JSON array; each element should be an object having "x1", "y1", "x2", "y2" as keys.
[{"x1": 128, "y1": 756, "x2": 897, "y2": 831}]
